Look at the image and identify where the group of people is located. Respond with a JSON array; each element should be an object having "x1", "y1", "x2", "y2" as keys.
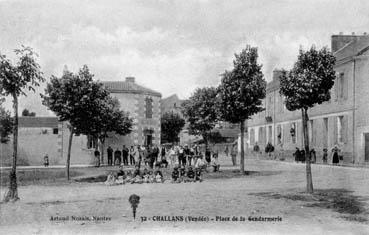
[
  {"x1": 105, "y1": 165, "x2": 164, "y2": 185},
  {"x1": 294, "y1": 145, "x2": 342, "y2": 165},
  {"x1": 104, "y1": 144, "x2": 221, "y2": 172}
]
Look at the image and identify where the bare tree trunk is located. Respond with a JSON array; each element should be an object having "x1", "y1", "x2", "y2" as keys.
[
  {"x1": 302, "y1": 108, "x2": 313, "y2": 193},
  {"x1": 66, "y1": 127, "x2": 74, "y2": 181},
  {"x1": 4, "y1": 94, "x2": 19, "y2": 202},
  {"x1": 240, "y1": 121, "x2": 245, "y2": 174}
]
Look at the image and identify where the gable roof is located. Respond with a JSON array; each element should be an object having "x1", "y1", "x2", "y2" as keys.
[
  {"x1": 103, "y1": 81, "x2": 161, "y2": 97},
  {"x1": 18, "y1": 117, "x2": 58, "y2": 128},
  {"x1": 334, "y1": 36, "x2": 369, "y2": 62}
]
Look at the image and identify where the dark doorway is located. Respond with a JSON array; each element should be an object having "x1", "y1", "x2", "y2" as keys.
[
  {"x1": 364, "y1": 133, "x2": 369, "y2": 162},
  {"x1": 145, "y1": 134, "x2": 152, "y2": 146}
]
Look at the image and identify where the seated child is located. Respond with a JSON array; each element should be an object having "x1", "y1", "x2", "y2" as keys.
[
  {"x1": 104, "y1": 172, "x2": 117, "y2": 186},
  {"x1": 171, "y1": 166, "x2": 180, "y2": 183},
  {"x1": 211, "y1": 155, "x2": 220, "y2": 172},
  {"x1": 131, "y1": 166, "x2": 143, "y2": 184},
  {"x1": 154, "y1": 167, "x2": 164, "y2": 183},
  {"x1": 194, "y1": 167, "x2": 203, "y2": 182},
  {"x1": 142, "y1": 168, "x2": 150, "y2": 183},
  {"x1": 179, "y1": 165, "x2": 186, "y2": 182},
  {"x1": 148, "y1": 170, "x2": 155, "y2": 183},
  {"x1": 133, "y1": 165, "x2": 141, "y2": 178},
  {"x1": 124, "y1": 170, "x2": 133, "y2": 184},
  {"x1": 185, "y1": 166, "x2": 195, "y2": 182}
]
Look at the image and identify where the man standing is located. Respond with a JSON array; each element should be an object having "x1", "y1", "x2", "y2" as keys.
[
  {"x1": 114, "y1": 148, "x2": 122, "y2": 166},
  {"x1": 231, "y1": 143, "x2": 237, "y2": 166},
  {"x1": 184, "y1": 145, "x2": 191, "y2": 166},
  {"x1": 107, "y1": 146, "x2": 113, "y2": 166},
  {"x1": 122, "y1": 145, "x2": 129, "y2": 166}
]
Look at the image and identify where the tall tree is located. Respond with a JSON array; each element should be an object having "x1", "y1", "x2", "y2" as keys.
[
  {"x1": 89, "y1": 96, "x2": 133, "y2": 164},
  {"x1": 0, "y1": 99, "x2": 13, "y2": 143},
  {"x1": 217, "y1": 46, "x2": 266, "y2": 174},
  {"x1": 279, "y1": 46, "x2": 336, "y2": 193},
  {"x1": 161, "y1": 111, "x2": 185, "y2": 144},
  {"x1": 42, "y1": 65, "x2": 108, "y2": 180},
  {"x1": 182, "y1": 87, "x2": 218, "y2": 147},
  {"x1": 0, "y1": 46, "x2": 44, "y2": 202}
]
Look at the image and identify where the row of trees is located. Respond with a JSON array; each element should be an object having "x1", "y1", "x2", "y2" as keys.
[
  {"x1": 182, "y1": 45, "x2": 336, "y2": 193},
  {"x1": 0, "y1": 48, "x2": 133, "y2": 202}
]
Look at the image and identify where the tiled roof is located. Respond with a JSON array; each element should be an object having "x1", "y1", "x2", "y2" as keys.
[
  {"x1": 18, "y1": 117, "x2": 58, "y2": 128},
  {"x1": 334, "y1": 36, "x2": 369, "y2": 61},
  {"x1": 103, "y1": 81, "x2": 161, "y2": 97}
]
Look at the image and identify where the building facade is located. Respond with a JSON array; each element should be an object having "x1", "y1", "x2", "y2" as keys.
[
  {"x1": 245, "y1": 33, "x2": 369, "y2": 165},
  {"x1": 0, "y1": 77, "x2": 162, "y2": 166}
]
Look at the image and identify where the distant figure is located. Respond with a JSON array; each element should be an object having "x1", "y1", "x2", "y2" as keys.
[
  {"x1": 205, "y1": 147, "x2": 211, "y2": 166},
  {"x1": 129, "y1": 146, "x2": 135, "y2": 166},
  {"x1": 224, "y1": 145, "x2": 229, "y2": 157},
  {"x1": 332, "y1": 145, "x2": 340, "y2": 165},
  {"x1": 211, "y1": 153, "x2": 220, "y2": 172},
  {"x1": 43, "y1": 154, "x2": 49, "y2": 167},
  {"x1": 294, "y1": 148, "x2": 300, "y2": 162},
  {"x1": 231, "y1": 143, "x2": 237, "y2": 166},
  {"x1": 94, "y1": 149, "x2": 100, "y2": 167},
  {"x1": 107, "y1": 146, "x2": 113, "y2": 166},
  {"x1": 114, "y1": 149, "x2": 122, "y2": 166},
  {"x1": 322, "y1": 148, "x2": 328, "y2": 164},
  {"x1": 122, "y1": 145, "x2": 129, "y2": 166}
]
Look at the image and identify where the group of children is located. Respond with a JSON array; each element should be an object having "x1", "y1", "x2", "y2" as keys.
[
  {"x1": 105, "y1": 165, "x2": 164, "y2": 186},
  {"x1": 171, "y1": 165, "x2": 203, "y2": 183}
]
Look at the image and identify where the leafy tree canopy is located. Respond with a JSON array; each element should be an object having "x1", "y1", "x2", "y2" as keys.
[
  {"x1": 217, "y1": 46, "x2": 266, "y2": 123},
  {"x1": 42, "y1": 65, "x2": 109, "y2": 135},
  {"x1": 181, "y1": 87, "x2": 218, "y2": 136},
  {"x1": 279, "y1": 46, "x2": 336, "y2": 111},
  {"x1": 161, "y1": 111, "x2": 185, "y2": 143},
  {"x1": 21, "y1": 108, "x2": 36, "y2": 116}
]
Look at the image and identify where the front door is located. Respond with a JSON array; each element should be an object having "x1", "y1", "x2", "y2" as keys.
[
  {"x1": 365, "y1": 133, "x2": 369, "y2": 162},
  {"x1": 145, "y1": 134, "x2": 152, "y2": 146}
]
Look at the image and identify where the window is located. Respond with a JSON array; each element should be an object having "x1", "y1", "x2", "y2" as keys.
[
  {"x1": 337, "y1": 116, "x2": 347, "y2": 144},
  {"x1": 336, "y1": 73, "x2": 347, "y2": 101},
  {"x1": 53, "y1": 128, "x2": 58, "y2": 135},
  {"x1": 291, "y1": 123, "x2": 296, "y2": 144},
  {"x1": 145, "y1": 97, "x2": 153, "y2": 119},
  {"x1": 87, "y1": 135, "x2": 97, "y2": 149},
  {"x1": 309, "y1": 120, "x2": 314, "y2": 145},
  {"x1": 250, "y1": 128, "x2": 255, "y2": 145}
]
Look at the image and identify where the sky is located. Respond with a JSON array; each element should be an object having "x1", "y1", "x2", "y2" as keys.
[{"x1": 1, "y1": 0, "x2": 369, "y2": 115}]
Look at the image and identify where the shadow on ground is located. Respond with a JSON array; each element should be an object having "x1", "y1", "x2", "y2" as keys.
[{"x1": 250, "y1": 189, "x2": 369, "y2": 223}]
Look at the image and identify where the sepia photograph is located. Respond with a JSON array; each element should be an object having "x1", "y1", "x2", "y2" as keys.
[{"x1": 0, "y1": 0, "x2": 369, "y2": 234}]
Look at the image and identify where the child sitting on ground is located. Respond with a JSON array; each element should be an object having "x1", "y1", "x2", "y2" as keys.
[
  {"x1": 148, "y1": 170, "x2": 155, "y2": 183},
  {"x1": 195, "y1": 167, "x2": 203, "y2": 182},
  {"x1": 171, "y1": 166, "x2": 180, "y2": 183},
  {"x1": 142, "y1": 168, "x2": 150, "y2": 183},
  {"x1": 154, "y1": 167, "x2": 164, "y2": 183},
  {"x1": 185, "y1": 166, "x2": 195, "y2": 182},
  {"x1": 104, "y1": 172, "x2": 116, "y2": 186},
  {"x1": 124, "y1": 170, "x2": 133, "y2": 184},
  {"x1": 131, "y1": 166, "x2": 143, "y2": 184}
]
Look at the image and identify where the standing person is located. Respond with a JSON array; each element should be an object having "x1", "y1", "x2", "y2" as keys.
[
  {"x1": 161, "y1": 145, "x2": 166, "y2": 162},
  {"x1": 178, "y1": 146, "x2": 185, "y2": 166},
  {"x1": 94, "y1": 149, "x2": 100, "y2": 167},
  {"x1": 189, "y1": 145, "x2": 195, "y2": 166},
  {"x1": 224, "y1": 145, "x2": 229, "y2": 157},
  {"x1": 107, "y1": 146, "x2": 113, "y2": 166},
  {"x1": 253, "y1": 142, "x2": 260, "y2": 159},
  {"x1": 169, "y1": 147, "x2": 176, "y2": 166},
  {"x1": 184, "y1": 145, "x2": 190, "y2": 166},
  {"x1": 114, "y1": 148, "x2": 122, "y2": 166},
  {"x1": 332, "y1": 145, "x2": 340, "y2": 165},
  {"x1": 310, "y1": 149, "x2": 316, "y2": 163},
  {"x1": 43, "y1": 154, "x2": 49, "y2": 167},
  {"x1": 294, "y1": 147, "x2": 300, "y2": 162},
  {"x1": 122, "y1": 145, "x2": 129, "y2": 166},
  {"x1": 205, "y1": 147, "x2": 211, "y2": 166},
  {"x1": 134, "y1": 145, "x2": 141, "y2": 168},
  {"x1": 153, "y1": 145, "x2": 159, "y2": 164},
  {"x1": 230, "y1": 143, "x2": 237, "y2": 166},
  {"x1": 129, "y1": 146, "x2": 135, "y2": 166}
]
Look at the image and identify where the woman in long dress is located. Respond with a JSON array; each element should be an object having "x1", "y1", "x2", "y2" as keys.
[{"x1": 332, "y1": 145, "x2": 340, "y2": 165}]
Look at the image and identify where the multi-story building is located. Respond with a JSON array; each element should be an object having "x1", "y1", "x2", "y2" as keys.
[
  {"x1": 245, "y1": 33, "x2": 369, "y2": 165},
  {"x1": 1, "y1": 77, "x2": 162, "y2": 166}
]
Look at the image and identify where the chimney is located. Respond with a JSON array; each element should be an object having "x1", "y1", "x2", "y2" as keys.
[
  {"x1": 331, "y1": 33, "x2": 359, "y2": 53},
  {"x1": 125, "y1": 77, "x2": 135, "y2": 83}
]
